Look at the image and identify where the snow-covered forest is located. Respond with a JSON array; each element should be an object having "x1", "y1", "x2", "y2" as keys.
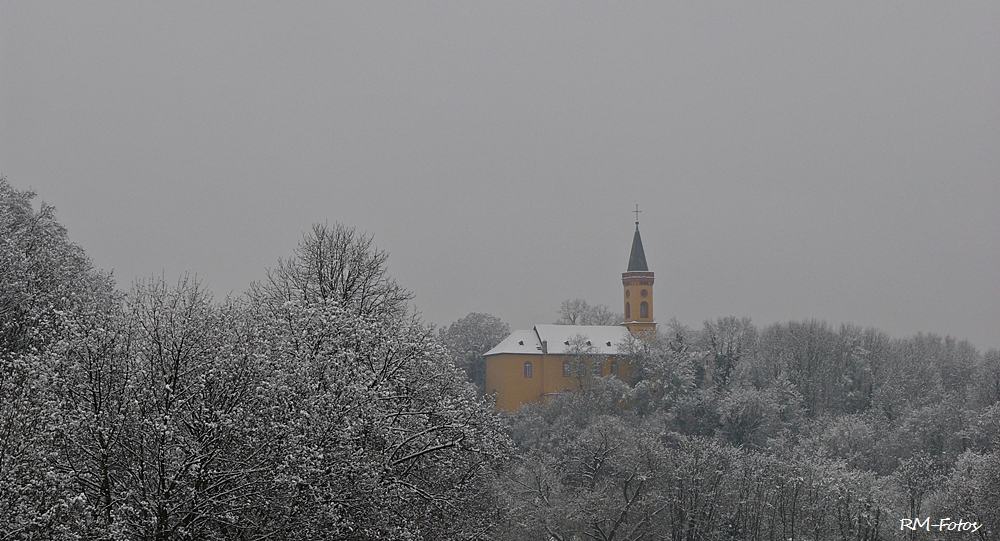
[{"x1": 2, "y1": 176, "x2": 998, "y2": 540}]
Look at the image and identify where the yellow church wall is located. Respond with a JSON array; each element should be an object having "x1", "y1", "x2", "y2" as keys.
[
  {"x1": 538, "y1": 354, "x2": 581, "y2": 396},
  {"x1": 486, "y1": 353, "x2": 543, "y2": 411},
  {"x1": 486, "y1": 352, "x2": 633, "y2": 411},
  {"x1": 598, "y1": 357, "x2": 632, "y2": 380}
]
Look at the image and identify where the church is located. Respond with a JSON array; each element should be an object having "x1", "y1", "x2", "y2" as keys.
[{"x1": 484, "y1": 219, "x2": 656, "y2": 411}]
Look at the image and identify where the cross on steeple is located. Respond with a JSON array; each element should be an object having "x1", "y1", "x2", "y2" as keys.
[{"x1": 633, "y1": 204, "x2": 641, "y2": 227}]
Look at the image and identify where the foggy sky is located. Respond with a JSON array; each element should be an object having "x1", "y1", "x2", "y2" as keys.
[{"x1": 2, "y1": 2, "x2": 998, "y2": 349}]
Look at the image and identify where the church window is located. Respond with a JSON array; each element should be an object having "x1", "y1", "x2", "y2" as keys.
[
  {"x1": 524, "y1": 361, "x2": 533, "y2": 378},
  {"x1": 563, "y1": 361, "x2": 570, "y2": 377},
  {"x1": 640, "y1": 301, "x2": 649, "y2": 318},
  {"x1": 641, "y1": 289, "x2": 648, "y2": 297},
  {"x1": 625, "y1": 302, "x2": 631, "y2": 318},
  {"x1": 610, "y1": 362, "x2": 619, "y2": 376},
  {"x1": 625, "y1": 290, "x2": 630, "y2": 298}
]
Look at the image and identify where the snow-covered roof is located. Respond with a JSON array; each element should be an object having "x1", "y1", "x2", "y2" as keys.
[
  {"x1": 484, "y1": 329, "x2": 543, "y2": 356},
  {"x1": 484, "y1": 324, "x2": 631, "y2": 356},
  {"x1": 533, "y1": 325, "x2": 630, "y2": 355}
]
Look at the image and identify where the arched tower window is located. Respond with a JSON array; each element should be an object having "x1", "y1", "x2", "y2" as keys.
[
  {"x1": 625, "y1": 302, "x2": 631, "y2": 319},
  {"x1": 640, "y1": 301, "x2": 649, "y2": 318},
  {"x1": 563, "y1": 361, "x2": 571, "y2": 377},
  {"x1": 610, "y1": 361, "x2": 619, "y2": 376},
  {"x1": 524, "y1": 361, "x2": 533, "y2": 378}
]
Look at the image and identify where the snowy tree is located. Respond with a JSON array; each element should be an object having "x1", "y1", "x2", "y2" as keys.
[
  {"x1": 505, "y1": 415, "x2": 673, "y2": 541},
  {"x1": 261, "y1": 222, "x2": 412, "y2": 320},
  {"x1": 52, "y1": 286, "x2": 133, "y2": 536},
  {"x1": 439, "y1": 312, "x2": 510, "y2": 393},
  {"x1": 891, "y1": 452, "x2": 946, "y2": 522},
  {"x1": 617, "y1": 331, "x2": 696, "y2": 414},
  {"x1": 52, "y1": 277, "x2": 276, "y2": 539},
  {"x1": 974, "y1": 349, "x2": 1000, "y2": 408},
  {"x1": 0, "y1": 349, "x2": 88, "y2": 539},
  {"x1": 753, "y1": 321, "x2": 878, "y2": 417},
  {"x1": 936, "y1": 450, "x2": 1000, "y2": 538},
  {"x1": 1, "y1": 176, "x2": 111, "y2": 539},
  {"x1": 698, "y1": 316, "x2": 756, "y2": 389},
  {"x1": 245, "y1": 223, "x2": 511, "y2": 539},
  {"x1": 716, "y1": 382, "x2": 802, "y2": 451},
  {"x1": 794, "y1": 412, "x2": 884, "y2": 472},
  {"x1": 0, "y1": 176, "x2": 109, "y2": 355}
]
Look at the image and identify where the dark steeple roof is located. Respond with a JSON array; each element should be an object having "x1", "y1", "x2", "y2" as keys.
[{"x1": 627, "y1": 225, "x2": 648, "y2": 271}]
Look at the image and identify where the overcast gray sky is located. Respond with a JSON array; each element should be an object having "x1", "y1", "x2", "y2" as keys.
[{"x1": 2, "y1": 2, "x2": 998, "y2": 350}]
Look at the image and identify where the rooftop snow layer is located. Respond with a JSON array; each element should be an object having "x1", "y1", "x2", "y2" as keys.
[
  {"x1": 484, "y1": 325, "x2": 631, "y2": 356},
  {"x1": 483, "y1": 329, "x2": 543, "y2": 356},
  {"x1": 533, "y1": 325, "x2": 630, "y2": 355}
]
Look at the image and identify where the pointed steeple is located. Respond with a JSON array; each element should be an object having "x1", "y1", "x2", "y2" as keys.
[
  {"x1": 623, "y1": 207, "x2": 655, "y2": 334},
  {"x1": 627, "y1": 224, "x2": 648, "y2": 271}
]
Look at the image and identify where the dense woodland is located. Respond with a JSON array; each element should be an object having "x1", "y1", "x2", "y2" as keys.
[{"x1": 2, "y1": 176, "x2": 998, "y2": 540}]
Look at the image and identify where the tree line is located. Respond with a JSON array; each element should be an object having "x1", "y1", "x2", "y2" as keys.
[
  {"x1": 3, "y1": 176, "x2": 999, "y2": 539},
  {"x1": 489, "y1": 319, "x2": 1000, "y2": 540},
  {"x1": 1, "y1": 178, "x2": 507, "y2": 540}
]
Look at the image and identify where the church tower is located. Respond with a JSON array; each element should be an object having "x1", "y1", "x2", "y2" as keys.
[{"x1": 622, "y1": 211, "x2": 655, "y2": 334}]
